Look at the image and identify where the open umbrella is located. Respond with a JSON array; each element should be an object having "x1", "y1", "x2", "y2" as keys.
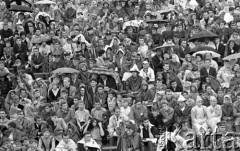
[
  {"x1": 188, "y1": 30, "x2": 219, "y2": 42},
  {"x1": 223, "y1": 53, "x2": 240, "y2": 61},
  {"x1": 188, "y1": 45, "x2": 216, "y2": 55},
  {"x1": 145, "y1": 19, "x2": 169, "y2": 24},
  {"x1": 88, "y1": 68, "x2": 120, "y2": 83},
  {"x1": 52, "y1": 68, "x2": 79, "y2": 75},
  {"x1": 123, "y1": 20, "x2": 142, "y2": 30},
  {"x1": 34, "y1": 0, "x2": 56, "y2": 5},
  {"x1": 193, "y1": 51, "x2": 220, "y2": 58},
  {"x1": 9, "y1": 5, "x2": 33, "y2": 12}
]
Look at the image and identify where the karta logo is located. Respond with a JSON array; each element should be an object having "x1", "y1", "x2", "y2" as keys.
[{"x1": 185, "y1": 132, "x2": 240, "y2": 150}]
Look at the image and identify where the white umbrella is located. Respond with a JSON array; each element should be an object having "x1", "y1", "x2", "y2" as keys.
[
  {"x1": 223, "y1": 53, "x2": 240, "y2": 61},
  {"x1": 34, "y1": 0, "x2": 56, "y2": 5},
  {"x1": 192, "y1": 51, "x2": 220, "y2": 58}
]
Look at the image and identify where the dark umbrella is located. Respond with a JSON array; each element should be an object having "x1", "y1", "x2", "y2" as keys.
[
  {"x1": 206, "y1": 76, "x2": 221, "y2": 92},
  {"x1": 9, "y1": 5, "x2": 33, "y2": 12},
  {"x1": 146, "y1": 19, "x2": 169, "y2": 24},
  {"x1": 188, "y1": 45, "x2": 216, "y2": 55},
  {"x1": 188, "y1": 30, "x2": 219, "y2": 42}
]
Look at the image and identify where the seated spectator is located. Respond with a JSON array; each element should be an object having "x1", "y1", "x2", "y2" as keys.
[
  {"x1": 120, "y1": 98, "x2": 131, "y2": 117},
  {"x1": 107, "y1": 90, "x2": 117, "y2": 113},
  {"x1": 30, "y1": 47, "x2": 44, "y2": 73},
  {"x1": 83, "y1": 118, "x2": 105, "y2": 147},
  {"x1": 174, "y1": 95, "x2": 192, "y2": 126},
  {"x1": 60, "y1": 77, "x2": 76, "y2": 98},
  {"x1": 139, "y1": 117, "x2": 158, "y2": 151},
  {"x1": 94, "y1": 84, "x2": 108, "y2": 108},
  {"x1": 91, "y1": 101, "x2": 107, "y2": 122},
  {"x1": 56, "y1": 101, "x2": 75, "y2": 124},
  {"x1": 48, "y1": 83, "x2": 60, "y2": 103},
  {"x1": 221, "y1": 95, "x2": 234, "y2": 132},
  {"x1": 159, "y1": 100, "x2": 175, "y2": 131},
  {"x1": 129, "y1": 97, "x2": 148, "y2": 125},
  {"x1": 38, "y1": 128, "x2": 56, "y2": 151},
  {"x1": 47, "y1": 115, "x2": 67, "y2": 142},
  {"x1": 75, "y1": 100, "x2": 90, "y2": 136},
  {"x1": 77, "y1": 131, "x2": 101, "y2": 151},
  {"x1": 148, "y1": 107, "x2": 163, "y2": 129},
  {"x1": 117, "y1": 123, "x2": 141, "y2": 151},
  {"x1": 206, "y1": 96, "x2": 222, "y2": 132},
  {"x1": 3, "y1": 122, "x2": 24, "y2": 143},
  {"x1": 191, "y1": 96, "x2": 208, "y2": 135},
  {"x1": 56, "y1": 132, "x2": 77, "y2": 151}
]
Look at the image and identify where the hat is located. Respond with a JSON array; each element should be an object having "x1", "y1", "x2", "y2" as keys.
[
  {"x1": 87, "y1": 27, "x2": 94, "y2": 31},
  {"x1": 217, "y1": 121, "x2": 226, "y2": 127},
  {"x1": 178, "y1": 95, "x2": 186, "y2": 102},
  {"x1": 130, "y1": 64, "x2": 140, "y2": 72},
  {"x1": 116, "y1": 49, "x2": 125, "y2": 55},
  {"x1": 98, "y1": 49, "x2": 105, "y2": 56},
  {"x1": 58, "y1": 22, "x2": 65, "y2": 26},
  {"x1": 142, "y1": 60, "x2": 149, "y2": 64},
  {"x1": 139, "y1": 30, "x2": 147, "y2": 36}
]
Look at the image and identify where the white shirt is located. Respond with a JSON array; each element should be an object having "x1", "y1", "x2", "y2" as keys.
[
  {"x1": 138, "y1": 44, "x2": 149, "y2": 58},
  {"x1": 139, "y1": 67, "x2": 155, "y2": 82},
  {"x1": 210, "y1": 59, "x2": 218, "y2": 71},
  {"x1": 120, "y1": 106, "x2": 131, "y2": 117}
]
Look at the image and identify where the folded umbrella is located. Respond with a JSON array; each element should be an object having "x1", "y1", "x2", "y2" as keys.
[
  {"x1": 223, "y1": 53, "x2": 240, "y2": 61},
  {"x1": 193, "y1": 51, "x2": 220, "y2": 58},
  {"x1": 189, "y1": 30, "x2": 219, "y2": 42}
]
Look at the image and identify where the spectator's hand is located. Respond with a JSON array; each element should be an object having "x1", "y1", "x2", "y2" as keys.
[
  {"x1": 98, "y1": 122, "x2": 102, "y2": 127},
  {"x1": 163, "y1": 119, "x2": 167, "y2": 123},
  {"x1": 139, "y1": 125, "x2": 143, "y2": 129},
  {"x1": 104, "y1": 87, "x2": 109, "y2": 91},
  {"x1": 15, "y1": 53, "x2": 19, "y2": 57}
]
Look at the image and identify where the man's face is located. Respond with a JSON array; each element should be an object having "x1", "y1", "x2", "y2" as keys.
[
  {"x1": 171, "y1": 82, "x2": 177, "y2": 88},
  {"x1": 35, "y1": 30, "x2": 41, "y2": 36},
  {"x1": 63, "y1": 135, "x2": 69, "y2": 144},
  {"x1": 139, "y1": 39, "x2": 144, "y2": 45},
  {"x1": 98, "y1": 87, "x2": 104, "y2": 93},
  {"x1": 126, "y1": 128, "x2": 133, "y2": 135},
  {"x1": 115, "y1": 109, "x2": 120, "y2": 117},
  {"x1": 84, "y1": 134, "x2": 91, "y2": 142},
  {"x1": 78, "y1": 103, "x2": 84, "y2": 110},
  {"x1": 143, "y1": 120, "x2": 149, "y2": 127},
  {"x1": 162, "y1": 104, "x2": 168, "y2": 110},
  {"x1": 211, "y1": 98, "x2": 217, "y2": 106},
  {"x1": 164, "y1": 64, "x2": 169, "y2": 71},
  {"x1": 33, "y1": 49, "x2": 39, "y2": 55},
  {"x1": 205, "y1": 60, "x2": 211, "y2": 68},
  {"x1": 136, "y1": 102, "x2": 141, "y2": 108},
  {"x1": 63, "y1": 80, "x2": 70, "y2": 87},
  {"x1": 16, "y1": 39, "x2": 21, "y2": 45},
  {"x1": 95, "y1": 103, "x2": 101, "y2": 109},
  {"x1": 143, "y1": 63, "x2": 149, "y2": 69},
  {"x1": 203, "y1": 12, "x2": 209, "y2": 19},
  {"x1": 91, "y1": 81, "x2": 97, "y2": 87},
  {"x1": 3, "y1": 24, "x2": 8, "y2": 30},
  {"x1": 0, "y1": 111, "x2": 6, "y2": 118}
]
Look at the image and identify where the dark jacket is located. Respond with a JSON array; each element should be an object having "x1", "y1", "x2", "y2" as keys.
[
  {"x1": 200, "y1": 67, "x2": 217, "y2": 78},
  {"x1": 117, "y1": 132, "x2": 142, "y2": 151},
  {"x1": 174, "y1": 105, "x2": 192, "y2": 124}
]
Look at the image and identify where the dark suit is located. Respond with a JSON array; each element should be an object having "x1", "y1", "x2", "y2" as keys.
[
  {"x1": 3, "y1": 129, "x2": 24, "y2": 142},
  {"x1": 31, "y1": 54, "x2": 44, "y2": 72},
  {"x1": 70, "y1": 78, "x2": 83, "y2": 89},
  {"x1": 174, "y1": 105, "x2": 192, "y2": 124},
  {"x1": 169, "y1": 85, "x2": 183, "y2": 92},
  {"x1": 12, "y1": 43, "x2": 28, "y2": 64},
  {"x1": 200, "y1": 67, "x2": 217, "y2": 78},
  {"x1": 151, "y1": 55, "x2": 163, "y2": 73},
  {"x1": 99, "y1": 76, "x2": 117, "y2": 90},
  {"x1": 114, "y1": 56, "x2": 127, "y2": 75},
  {"x1": 215, "y1": 43, "x2": 225, "y2": 57}
]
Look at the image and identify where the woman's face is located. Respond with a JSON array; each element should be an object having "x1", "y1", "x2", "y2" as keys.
[
  {"x1": 10, "y1": 92, "x2": 15, "y2": 98},
  {"x1": 196, "y1": 56, "x2": 202, "y2": 61}
]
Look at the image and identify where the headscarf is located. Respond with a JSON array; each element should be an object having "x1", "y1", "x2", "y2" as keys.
[{"x1": 223, "y1": 95, "x2": 232, "y2": 104}]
